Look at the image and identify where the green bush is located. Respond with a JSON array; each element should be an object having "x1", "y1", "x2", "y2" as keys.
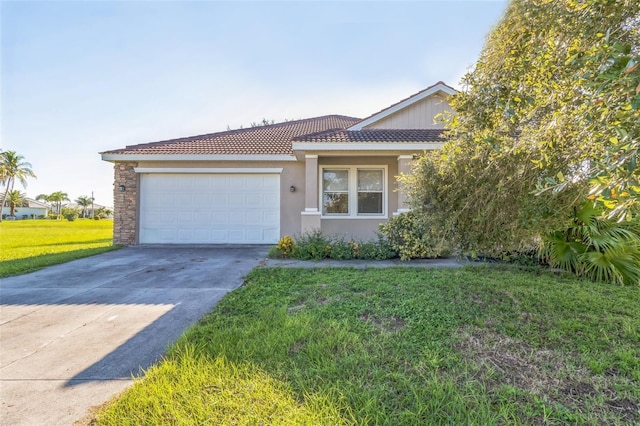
[
  {"x1": 277, "y1": 231, "x2": 397, "y2": 261},
  {"x1": 379, "y1": 210, "x2": 453, "y2": 261},
  {"x1": 327, "y1": 238, "x2": 355, "y2": 260},
  {"x1": 291, "y1": 230, "x2": 332, "y2": 260},
  {"x1": 356, "y1": 235, "x2": 397, "y2": 260},
  {"x1": 62, "y1": 207, "x2": 80, "y2": 222}
]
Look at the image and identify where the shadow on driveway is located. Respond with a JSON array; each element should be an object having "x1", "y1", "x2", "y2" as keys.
[{"x1": 0, "y1": 245, "x2": 267, "y2": 425}]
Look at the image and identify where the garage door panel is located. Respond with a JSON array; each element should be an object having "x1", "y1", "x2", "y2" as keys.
[{"x1": 140, "y1": 173, "x2": 280, "y2": 244}]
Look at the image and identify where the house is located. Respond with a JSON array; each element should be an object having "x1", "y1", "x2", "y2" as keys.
[
  {"x1": 1, "y1": 198, "x2": 49, "y2": 219},
  {"x1": 100, "y1": 81, "x2": 455, "y2": 245},
  {"x1": 63, "y1": 202, "x2": 113, "y2": 218}
]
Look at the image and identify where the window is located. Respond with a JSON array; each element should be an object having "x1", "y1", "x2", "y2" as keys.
[
  {"x1": 357, "y1": 169, "x2": 383, "y2": 214},
  {"x1": 322, "y1": 169, "x2": 349, "y2": 215},
  {"x1": 322, "y1": 167, "x2": 386, "y2": 217}
]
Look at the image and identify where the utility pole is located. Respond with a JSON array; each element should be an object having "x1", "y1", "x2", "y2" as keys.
[{"x1": 91, "y1": 191, "x2": 95, "y2": 219}]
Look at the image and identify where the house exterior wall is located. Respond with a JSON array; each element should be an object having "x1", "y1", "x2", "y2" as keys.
[
  {"x1": 364, "y1": 95, "x2": 451, "y2": 129},
  {"x1": 1, "y1": 207, "x2": 48, "y2": 218},
  {"x1": 113, "y1": 162, "x2": 139, "y2": 246},
  {"x1": 134, "y1": 160, "x2": 304, "y2": 238},
  {"x1": 317, "y1": 156, "x2": 398, "y2": 240}
]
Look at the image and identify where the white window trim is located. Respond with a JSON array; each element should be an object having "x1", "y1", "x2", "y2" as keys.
[{"x1": 319, "y1": 165, "x2": 388, "y2": 219}]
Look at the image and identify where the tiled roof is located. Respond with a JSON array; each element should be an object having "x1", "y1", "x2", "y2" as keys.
[
  {"x1": 293, "y1": 128, "x2": 445, "y2": 143},
  {"x1": 101, "y1": 115, "x2": 360, "y2": 156}
]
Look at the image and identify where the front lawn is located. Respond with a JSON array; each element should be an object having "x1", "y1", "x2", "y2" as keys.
[
  {"x1": 0, "y1": 219, "x2": 117, "y2": 277},
  {"x1": 94, "y1": 266, "x2": 639, "y2": 425}
]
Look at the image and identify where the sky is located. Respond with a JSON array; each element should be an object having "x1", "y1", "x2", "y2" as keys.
[{"x1": 1, "y1": 0, "x2": 507, "y2": 207}]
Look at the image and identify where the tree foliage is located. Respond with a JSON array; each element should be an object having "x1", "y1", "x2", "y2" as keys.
[
  {"x1": 5, "y1": 190, "x2": 26, "y2": 217},
  {"x1": 401, "y1": 0, "x2": 639, "y2": 257},
  {"x1": 37, "y1": 191, "x2": 70, "y2": 220},
  {"x1": 0, "y1": 151, "x2": 36, "y2": 222},
  {"x1": 75, "y1": 195, "x2": 94, "y2": 218}
]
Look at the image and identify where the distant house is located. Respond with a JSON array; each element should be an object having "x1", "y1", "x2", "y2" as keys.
[
  {"x1": 101, "y1": 81, "x2": 456, "y2": 246},
  {"x1": 63, "y1": 202, "x2": 113, "y2": 218},
  {"x1": 1, "y1": 198, "x2": 49, "y2": 219}
]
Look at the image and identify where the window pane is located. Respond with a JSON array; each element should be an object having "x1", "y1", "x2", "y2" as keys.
[
  {"x1": 358, "y1": 193, "x2": 383, "y2": 214},
  {"x1": 357, "y1": 169, "x2": 383, "y2": 191},
  {"x1": 323, "y1": 170, "x2": 349, "y2": 191},
  {"x1": 323, "y1": 193, "x2": 349, "y2": 214}
]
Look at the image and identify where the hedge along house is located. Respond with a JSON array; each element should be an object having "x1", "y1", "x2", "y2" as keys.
[{"x1": 101, "y1": 81, "x2": 455, "y2": 246}]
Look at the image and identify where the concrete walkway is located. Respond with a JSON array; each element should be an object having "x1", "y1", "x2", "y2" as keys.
[{"x1": 0, "y1": 246, "x2": 267, "y2": 426}]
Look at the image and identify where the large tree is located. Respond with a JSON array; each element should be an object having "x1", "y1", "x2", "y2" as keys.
[
  {"x1": 37, "y1": 191, "x2": 69, "y2": 220},
  {"x1": 401, "y1": 0, "x2": 639, "y2": 256},
  {"x1": 0, "y1": 151, "x2": 36, "y2": 222}
]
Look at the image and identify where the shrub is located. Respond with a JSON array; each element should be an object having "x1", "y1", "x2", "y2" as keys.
[
  {"x1": 276, "y1": 235, "x2": 295, "y2": 258},
  {"x1": 291, "y1": 230, "x2": 332, "y2": 260},
  {"x1": 61, "y1": 207, "x2": 80, "y2": 222},
  {"x1": 356, "y1": 235, "x2": 397, "y2": 260},
  {"x1": 270, "y1": 231, "x2": 397, "y2": 261},
  {"x1": 379, "y1": 210, "x2": 453, "y2": 261},
  {"x1": 327, "y1": 238, "x2": 355, "y2": 260}
]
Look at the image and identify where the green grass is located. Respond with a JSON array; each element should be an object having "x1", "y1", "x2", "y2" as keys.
[
  {"x1": 94, "y1": 266, "x2": 640, "y2": 425},
  {"x1": 0, "y1": 219, "x2": 118, "y2": 277}
]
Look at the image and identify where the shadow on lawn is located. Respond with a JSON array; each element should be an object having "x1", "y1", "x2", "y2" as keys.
[
  {"x1": 11, "y1": 238, "x2": 114, "y2": 249},
  {"x1": 0, "y1": 246, "x2": 119, "y2": 277}
]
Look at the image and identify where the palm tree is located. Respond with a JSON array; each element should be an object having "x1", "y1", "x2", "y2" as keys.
[
  {"x1": 0, "y1": 151, "x2": 36, "y2": 222},
  {"x1": 37, "y1": 191, "x2": 69, "y2": 220},
  {"x1": 6, "y1": 190, "x2": 26, "y2": 217},
  {"x1": 75, "y1": 195, "x2": 94, "y2": 218}
]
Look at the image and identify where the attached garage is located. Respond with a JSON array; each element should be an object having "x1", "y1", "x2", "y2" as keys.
[{"x1": 137, "y1": 169, "x2": 280, "y2": 244}]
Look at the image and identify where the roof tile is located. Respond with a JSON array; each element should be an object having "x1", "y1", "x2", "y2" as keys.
[
  {"x1": 293, "y1": 128, "x2": 444, "y2": 143},
  {"x1": 101, "y1": 115, "x2": 361, "y2": 155}
]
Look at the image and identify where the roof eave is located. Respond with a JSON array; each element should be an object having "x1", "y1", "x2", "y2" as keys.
[
  {"x1": 292, "y1": 142, "x2": 443, "y2": 160},
  {"x1": 101, "y1": 153, "x2": 297, "y2": 162}
]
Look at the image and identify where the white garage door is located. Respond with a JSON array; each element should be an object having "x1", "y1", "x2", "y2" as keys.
[{"x1": 139, "y1": 173, "x2": 280, "y2": 244}]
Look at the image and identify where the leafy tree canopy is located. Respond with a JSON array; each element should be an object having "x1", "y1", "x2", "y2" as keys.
[
  {"x1": 403, "y1": 0, "x2": 639, "y2": 255},
  {"x1": 0, "y1": 151, "x2": 36, "y2": 222}
]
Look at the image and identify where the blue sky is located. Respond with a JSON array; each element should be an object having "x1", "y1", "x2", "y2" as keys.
[{"x1": 1, "y1": 0, "x2": 507, "y2": 206}]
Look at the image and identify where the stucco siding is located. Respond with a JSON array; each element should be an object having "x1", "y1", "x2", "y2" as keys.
[
  {"x1": 134, "y1": 160, "x2": 304, "y2": 238},
  {"x1": 364, "y1": 95, "x2": 451, "y2": 129}
]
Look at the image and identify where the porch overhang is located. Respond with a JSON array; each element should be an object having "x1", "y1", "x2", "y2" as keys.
[{"x1": 291, "y1": 142, "x2": 443, "y2": 161}]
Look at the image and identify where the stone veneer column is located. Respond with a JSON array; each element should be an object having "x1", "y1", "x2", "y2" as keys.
[
  {"x1": 301, "y1": 154, "x2": 321, "y2": 233},
  {"x1": 394, "y1": 155, "x2": 413, "y2": 216},
  {"x1": 113, "y1": 162, "x2": 138, "y2": 246}
]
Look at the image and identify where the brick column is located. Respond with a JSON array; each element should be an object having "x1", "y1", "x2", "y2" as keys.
[{"x1": 113, "y1": 162, "x2": 138, "y2": 246}]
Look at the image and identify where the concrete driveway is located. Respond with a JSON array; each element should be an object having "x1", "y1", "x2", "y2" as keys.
[{"x1": 0, "y1": 245, "x2": 267, "y2": 426}]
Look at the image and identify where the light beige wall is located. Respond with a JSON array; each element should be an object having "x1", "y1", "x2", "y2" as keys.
[
  {"x1": 317, "y1": 156, "x2": 398, "y2": 240},
  {"x1": 364, "y1": 95, "x2": 451, "y2": 129},
  {"x1": 135, "y1": 160, "x2": 304, "y2": 238},
  {"x1": 320, "y1": 219, "x2": 388, "y2": 240}
]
